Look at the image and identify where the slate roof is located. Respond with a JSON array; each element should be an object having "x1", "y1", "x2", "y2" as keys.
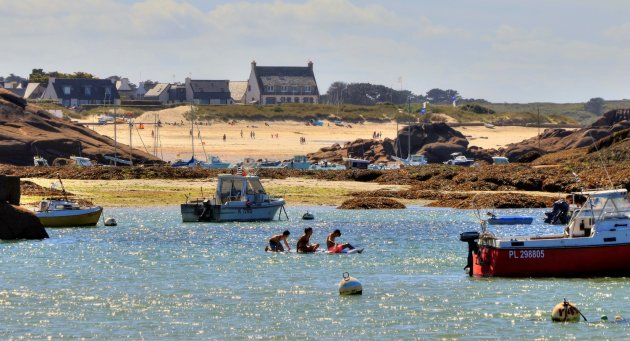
[
  {"x1": 254, "y1": 65, "x2": 319, "y2": 96},
  {"x1": 189, "y1": 80, "x2": 229, "y2": 93},
  {"x1": 51, "y1": 78, "x2": 119, "y2": 100}
]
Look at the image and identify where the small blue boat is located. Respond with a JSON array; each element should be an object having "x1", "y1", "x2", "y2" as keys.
[{"x1": 487, "y1": 215, "x2": 533, "y2": 225}]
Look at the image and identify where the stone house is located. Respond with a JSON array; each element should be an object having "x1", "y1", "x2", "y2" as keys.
[{"x1": 245, "y1": 61, "x2": 320, "y2": 105}]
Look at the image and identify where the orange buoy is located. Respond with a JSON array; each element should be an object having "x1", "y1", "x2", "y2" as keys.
[{"x1": 551, "y1": 299, "x2": 585, "y2": 322}]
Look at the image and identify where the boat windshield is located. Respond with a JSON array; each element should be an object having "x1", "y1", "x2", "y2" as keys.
[
  {"x1": 573, "y1": 190, "x2": 630, "y2": 222},
  {"x1": 247, "y1": 178, "x2": 266, "y2": 194},
  {"x1": 220, "y1": 178, "x2": 244, "y2": 200}
]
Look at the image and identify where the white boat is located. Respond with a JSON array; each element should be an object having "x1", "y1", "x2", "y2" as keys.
[
  {"x1": 484, "y1": 123, "x2": 495, "y2": 129},
  {"x1": 199, "y1": 156, "x2": 232, "y2": 169},
  {"x1": 392, "y1": 153, "x2": 428, "y2": 166},
  {"x1": 282, "y1": 155, "x2": 312, "y2": 169},
  {"x1": 444, "y1": 152, "x2": 475, "y2": 166},
  {"x1": 310, "y1": 161, "x2": 345, "y2": 170},
  {"x1": 34, "y1": 198, "x2": 103, "y2": 227},
  {"x1": 180, "y1": 174, "x2": 285, "y2": 222},
  {"x1": 70, "y1": 156, "x2": 93, "y2": 167},
  {"x1": 492, "y1": 156, "x2": 509, "y2": 165},
  {"x1": 34, "y1": 156, "x2": 49, "y2": 167}
]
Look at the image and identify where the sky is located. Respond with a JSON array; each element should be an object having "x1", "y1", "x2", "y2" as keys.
[{"x1": 1, "y1": 0, "x2": 629, "y2": 102}]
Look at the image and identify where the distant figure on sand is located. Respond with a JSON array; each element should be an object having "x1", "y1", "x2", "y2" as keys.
[
  {"x1": 326, "y1": 229, "x2": 355, "y2": 253},
  {"x1": 296, "y1": 227, "x2": 319, "y2": 253},
  {"x1": 223, "y1": 134, "x2": 226, "y2": 142},
  {"x1": 266, "y1": 230, "x2": 291, "y2": 252}
]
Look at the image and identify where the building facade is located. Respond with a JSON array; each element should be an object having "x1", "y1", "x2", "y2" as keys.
[
  {"x1": 245, "y1": 61, "x2": 320, "y2": 105},
  {"x1": 41, "y1": 78, "x2": 120, "y2": 106}
]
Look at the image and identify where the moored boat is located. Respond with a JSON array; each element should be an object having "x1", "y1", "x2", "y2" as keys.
[
  {"x1": 181, "y1": 174, "x2": 285, "y2": 222},
  {"x1": 444, "y1": 152, "x2": 475, "y2": 166},
  {"x1": 486, "y1": 213, "x2": 533, "y2": 225},
  {"x1": 461, "y1": 188, "x2": 630, "y2": 277},
  {"x1": 34, "y1": 198, "x2": 103, "y2": 227}
]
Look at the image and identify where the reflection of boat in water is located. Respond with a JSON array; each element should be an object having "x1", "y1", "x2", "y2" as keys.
[
  {"x1": 181, "y1": 174, "x2": 285, "y2": 222},
  {"x1": 34, "y1": 198, "x2": 103, "y2": 227},
  {"x1": 461, "y1": 188, "x2": 630, "y2": 277},
  {"x1": 444, "y1": 152, "x2": 475, "y2": 166}
]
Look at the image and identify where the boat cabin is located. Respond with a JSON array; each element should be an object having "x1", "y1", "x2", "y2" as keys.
[
  {"x1": 216, "y1": 175, "x2": 270, "y2": 204},
  {"x1": 565, "y1": 189, "x2": 630, "y2": 238},
  {"x1": 345, "y1": 158, "x2": 370, "y2": 170}
]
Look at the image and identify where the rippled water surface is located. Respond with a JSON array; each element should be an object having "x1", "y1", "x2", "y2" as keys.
[{"x1": 1, "y1": 206, "x2": 628, "y2": 339}]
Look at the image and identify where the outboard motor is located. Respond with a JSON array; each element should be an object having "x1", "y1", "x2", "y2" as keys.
[
  {"x1": 197, "y1": 199, "x2": 214, "y2": 222},
  {"x1": 459, "y1": 231, "x2": 480, "y2": 277},
  {"x1": 544, "y1": 199, "x2": 570, "y2": 224}
]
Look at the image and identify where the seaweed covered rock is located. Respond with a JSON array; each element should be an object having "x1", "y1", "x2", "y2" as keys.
[
  {"x1": 338, "y1": 197, "x2": 406, "y2": 209},
  {"x1": 0, "y1": 203, "x2": 49, "y2": 240}
]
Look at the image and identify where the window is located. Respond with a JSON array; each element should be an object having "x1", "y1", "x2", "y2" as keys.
[
  {"x1": 286, "y1": 97, "x2": 291, "y2": 103},
  {"x1": 292, "y1": 86, "x2": 299, "y2": 93},
  {"x1": 265, "y1": 97, "x2": 276, "y2": 104},
  {"x1": 304, "y1": 86, "x2": 311, "y2": 93},
  {"x1": 105, "y1": 87, "x2": 111, "y2": 95},
  {"x1": 281, "y1": 86, "x2": 288, "y2": 93},
  {"x1": 84, "y1": 86, "x2": 92, "y2": 96},
  {"x1": 63, "y1": 86, "x2": 71, "y2": 95},
  {"x1": 303, "y1": 97, "x2": 308, "y2": 103},
  {"x1": 248, "y1": 85, "x2": 251, "y2": 91},
  {"x1": 294, "y1": 97, "x2": 300, "y2": 103},
  {"x1": 264, "y1": 85, "x2": 273, "y2": 92}
]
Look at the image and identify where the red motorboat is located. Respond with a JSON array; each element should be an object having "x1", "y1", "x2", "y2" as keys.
[{"x1": 461, "y1": 188, "x2": 630, "y2": 277}]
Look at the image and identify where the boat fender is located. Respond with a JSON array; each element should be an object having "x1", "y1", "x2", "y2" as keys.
[
  {"x1": 551, "y1": 299, "x2": 586, "y2": 322},
  {"x1": 104, "y1": 217, "x2": 117, "y2": 226},
  {"x1": 338, "y1": 272, "x2": 362, "y2": 295}
]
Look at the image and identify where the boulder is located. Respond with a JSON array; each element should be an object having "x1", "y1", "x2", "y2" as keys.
[
  {"x1": 420, "y1": 142, "x2": 467, "y2": 163},
  {"x1": 0, "y1": 203, "x2": 49, "y2": 240}
]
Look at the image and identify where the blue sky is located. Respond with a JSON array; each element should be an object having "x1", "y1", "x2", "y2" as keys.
[{"x1": 1, "y1": 0, "x2": 628, "y2": 102}]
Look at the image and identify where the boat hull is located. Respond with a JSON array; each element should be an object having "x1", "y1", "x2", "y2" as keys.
[
  {"x1": 473, "y1": 243, "x2": 630, "y2": 277},
  {"x1": 181, "y1": 201, "x2": 284, "y2": 222},
  {"x1": 488, "y1": 216, "x2": 533, "y2": 225},
  {"x1": 36, "y1": 207, "x2": 103, "y2": 227}
]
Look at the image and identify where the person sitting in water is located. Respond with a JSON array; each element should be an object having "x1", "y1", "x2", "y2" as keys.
[
  {"x1": 296, "y1": 227, "x2": 320, "y2": 253},
  {"x1": 265, "y1": 230, "x2": 291, "y2": 252},
  {"x1": 326, "y1": 229, "x2": 355, "y2": 253}
]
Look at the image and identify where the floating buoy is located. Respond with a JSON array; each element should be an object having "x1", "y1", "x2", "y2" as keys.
[
  {"x1": 104, "y1": 217, "x2": 117, "y2": 226},
  {"x1": 551, "y1": 298, "x2": 585, "y2": 322},
  {"x1": 338, "y1": 272, "x2": 362, "y2": 295}
]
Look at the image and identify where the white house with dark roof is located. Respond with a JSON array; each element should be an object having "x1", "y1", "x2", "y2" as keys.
[
  {"x1": 185, "y1": 78, "x2": 231, "y2": 104},
  {"x1": 245, "y1": 61, "x2": 320, "y2": 105},
  {"x1": 41, "y1": 78, "x2": 120, "y2": 106}
]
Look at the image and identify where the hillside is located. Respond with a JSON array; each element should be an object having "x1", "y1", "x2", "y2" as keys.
[{"x1": 0, "y1": 89, "x2": 162, "y2": 166}]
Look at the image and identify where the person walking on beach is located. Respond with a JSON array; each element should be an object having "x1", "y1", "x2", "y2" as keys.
[
  {"x1": 326, "y1": 229, "x2": 355, "y2": 253},
  {"x1": 296, "y1": 227, "x2": 319, "y2": 253},
  {"x1": 266, "y1": 230, "x2": 291, "y2": 252},
  {"x1": 223, "y1": 134, "x2": 226, "y2": 142},
  {"x1": 240, "y1": 129, "x2": 243, "y2": 138}
]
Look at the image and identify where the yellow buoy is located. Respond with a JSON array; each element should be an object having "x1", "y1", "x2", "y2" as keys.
[
  {"x1": 338, "y1": 272, "x2": 362, "y2": 295},
  {"x1": 551, "y1": 299, "x2": 583, "y2": 322}
]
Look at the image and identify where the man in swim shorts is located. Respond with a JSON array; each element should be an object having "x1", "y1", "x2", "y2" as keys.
[
  {"x1": 326, "y1": 229, "x2": 355, "y2": 253},
  {"x1": 266, "y1": 230, "x2": 291, "y2": 252},
  {"x1": 296, "y1": 227, "x2": 320, "y2": 253}
]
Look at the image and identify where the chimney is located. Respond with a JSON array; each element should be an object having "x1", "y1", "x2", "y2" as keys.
[
  {"x1": 251, "y1": 60, "x2": 257, "y2": 70},
  {"x1": 308, "y1": 60, "x2": 313, "y2": 69}
]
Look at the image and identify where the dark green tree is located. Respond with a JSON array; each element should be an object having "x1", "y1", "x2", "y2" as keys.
[{"x1": 584, "y1": 97, "x2": 605, "y2": 115}]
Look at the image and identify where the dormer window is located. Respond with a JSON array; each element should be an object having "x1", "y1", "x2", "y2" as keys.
[
  {"x1": 63, "y1": 86, "x2": 71, "y2": 95},
  {"x1": 281, "y1": 86, "x2": 288, "y2": 93},
  {"x1": 304, "y1": 86, "x2": 312, "y2": 93},
  {"x1": 84, "y1": 86, "x2": 92, "y2": 96},
  {"x1": 105, "y1": 87, "x2": 111, "y2": 95}
]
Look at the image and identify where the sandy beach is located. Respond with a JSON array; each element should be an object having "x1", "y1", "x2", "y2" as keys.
[{"x1": 83, "y1": 106, "x2": 543, "y2": 163}]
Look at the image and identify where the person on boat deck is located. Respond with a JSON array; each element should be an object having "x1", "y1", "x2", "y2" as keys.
[
  {"x1": 266, "y1": 230, "x2": 291, "y2": 252},
  {"x1": 326, "y1": 229, "x2": 355, "y2": 253},
  {"x1": 296, "y1": 227, "x2": 320, "y2": 253}
]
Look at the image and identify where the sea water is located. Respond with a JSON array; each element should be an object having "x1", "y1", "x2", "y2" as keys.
[{"x1": 0, "y1": 206, "x2": 628, "y2": 339}]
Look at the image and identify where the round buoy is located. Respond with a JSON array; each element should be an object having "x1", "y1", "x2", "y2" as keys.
[
  {"x1": 338, "y1": 272, "x2": 362, "y2": 295},
  {"x1": 551, "y1": 299, "x2": 583, "y2": 322},
  {"x1": 104, "y1": 218, "x2": 117, "y2": 226}
]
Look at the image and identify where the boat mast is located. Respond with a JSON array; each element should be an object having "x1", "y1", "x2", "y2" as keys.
[
  {"x1": 129, "y1": 118, "x2": 133, "y2": 166},
  {"x1": 113, "y1": 105, "x2": 118, "y2": 166},
  {"x1": 190, "y1": 101, "x2": 195, "y2": 161},
  {"x1": 407, "y1": 96, "x2": 411, "y2": 160}
]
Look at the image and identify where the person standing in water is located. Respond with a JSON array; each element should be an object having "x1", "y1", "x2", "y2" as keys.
[
  {"x1": 296, "y1": 227, "x2": 319, "y2": 253},
  {"x1": 266, "y1": 230, "x2": 291, "y2": 252},
  {"x1": 326, "y1": 229, "x2": 355, "y2": 253}
]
